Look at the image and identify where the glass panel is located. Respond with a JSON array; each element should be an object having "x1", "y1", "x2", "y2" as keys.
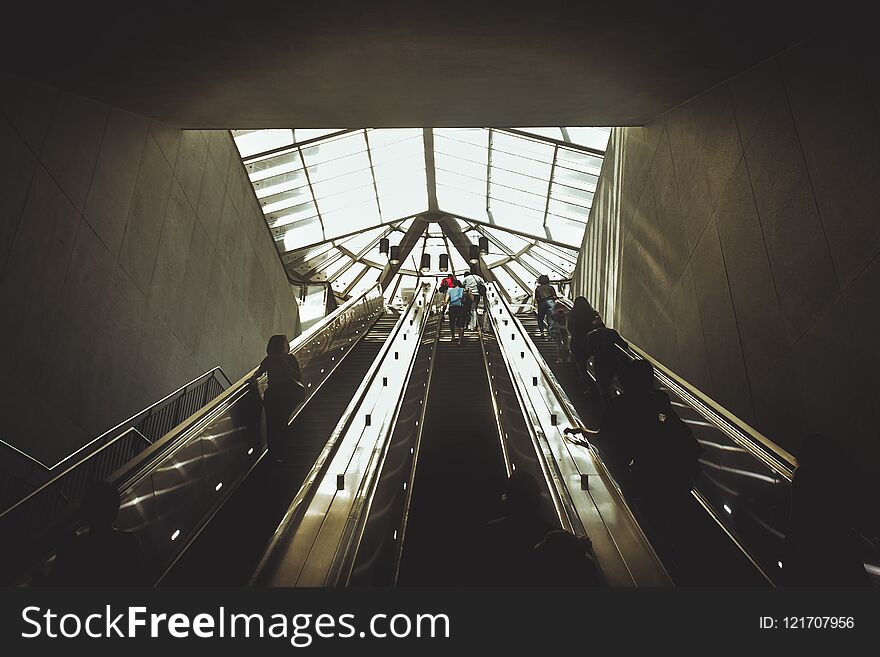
[
  {"x1": 553, "y1": 165, "x2": 599, "y2": 192},
  {"x1": 434, "y1": 153, "x2": 488, "y2": 182},
  {"x1": 482, "y1": 253, "x2": 508, "y2": 267},
  {"x1": 434, "y1": 133, "x2": 490, "y2": 165},
  {"x1": 253, "y1": 169, "x2": 309, "y2": 199},
  {"x1": 347, "y1": 266, "x2": 382, "y2": 297},
  {"x1": 331, "y1": 261, "x2": 367, "y2": 290},
  {"x1": 483, "y1": 226, "x2": 531, "y2": 253},
  {"x1": 520, "y1": 250, "x2": 565, "y2": 278},
  {"x1": 247, "y1": 151, "x2": 301, "y2": 183},
  {"x1": 550, "y1": 180, "x2": 595, "y2": 206},
  {"x1": 512, "y1": 127, "x2": 564, "y2": 142},
  {"x1": 282, "y1": 217, "x2": 324, "y2": 252},
  {"x1": 297, "y1": 248, "x2": 340, "y2": 275},
  {"x1": 544, "y1": 214, "x2": 586, "y2": 246},
  {"x1": 267, "y1": 200, "x2": 318, "y2": 228},
  {"x1": 491, "y1": 266, "x2": 528, "y2": 299},
  {"x1": 312, "y1": 171, "x2": 374, "y2": 203},
  {"x1": 300, "y1": 131, "x2": 367, "y2": 167},
  {"x1": 337, "y1": 226, "x2": 387, "y2": 255},
  {"x1": 490, "y1": 150, "x2": 553, "y2": 181},
  {"x1": 311, "y1": 254, "x2": 351, "y2": 282},
  {"x1": 532, "y1": 240, "x2": 578, "y2": 266},
  {"x1": 546, "y1": 198, "x2": 590, "y2": 223},
  {"x1": 506, "y1": 259, "x2": 537, "y2": 290},
  {"x1": 373, "y1": 153, "x2": 428, "y2": 220},
  {"x1": 294, "y1": 129, "x2": 345, "y2": 142},
  {"x1": 436, "y1": 168, "x2": 488, "y2": 197},
  {"x1": 260, "y1": 186, "x2": 313, "y2": 215},
  {"x1": 321, "y1": 200, "x2": 382, "y2": 238},
  {"x1": 283, "y1": 241, "x2": 334, "y2": 268},
  {"x1": 555, "y1": 148, "x2": 603, "y2": 176},
  {"x1": 446, "y1": 242, "x2": 470, "y2": 273},
  {"x1": 487, "y1": 199, "x2": 545, "y2": 234},
  {"x1": 435, "y1": 128, "x2": 489, "y2": 147},
  {"x1": 233, "y1": 129, "x2": 294, "y2": 158},
  {"x1": 367, "y1": 128, "x2": 423, "y2": 149},
  {"x1": 307, "y1": 152, "x2": 372, "y2": 185},
  {"x1": 436, "y1": 185, "x2": 488, "y2": 221},
  {"x1": 491, "y1": 131, "x2": 555, "y2": 164},
  {"x1": 489, "y1": 183, "x2": 547, "y2": 213},
  {"x1": 565, "y1": 127, "x2": 611, "y2": 151},
  {"x1": 317, "y1": 184, "x2": 376, "y2": 216}
]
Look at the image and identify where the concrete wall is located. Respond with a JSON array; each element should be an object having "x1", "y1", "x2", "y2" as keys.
[
  {"x1": 572, "y1": 37, "x2": 880, "y2": 463},
  {"x1": 0, "y1": 75, "x2": 300, "y2": 466}
]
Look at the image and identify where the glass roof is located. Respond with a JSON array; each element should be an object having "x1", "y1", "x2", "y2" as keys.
[{"x1": 232, "y1": 127, "x2": 607, "y2": 300}]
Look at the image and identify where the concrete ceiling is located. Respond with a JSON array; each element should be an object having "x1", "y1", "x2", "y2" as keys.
[{"x1": 3, "y1": 1, "x2": 826, "y2": 128}]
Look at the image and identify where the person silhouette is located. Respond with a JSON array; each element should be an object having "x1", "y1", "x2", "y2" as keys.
[
  {"x1": 477, "y1": 471, "x2": 556, "y2": 585},
  {"x1": 251, "y1": 335, "x2": 304, "y2": 459},
  {"x1": 49, "y1": 480, "x2": 143, "y2": 586},
  {"x1": 585, "y1": 317, "x2": 629, "y2": 407},
  {"x1": 782, "y1": 434, "x2": 870, "y2": 586},
  {"x1": 568, "y1": 297, "x2": 601, "y2": 388},
  {"x1": 533, "y1": 529, "x2": 604, "y2": 586}
]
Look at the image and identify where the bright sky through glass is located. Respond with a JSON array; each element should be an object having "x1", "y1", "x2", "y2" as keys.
[{"x1": 233, "y1": 127, "x2": 608, "y2": 300}]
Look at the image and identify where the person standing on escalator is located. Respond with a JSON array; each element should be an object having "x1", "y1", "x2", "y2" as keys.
[
  {"x1": 568, "y1": 296, "x2": 601, "y2": 387},
  {"x1": 250, "y1": 334, "x2": 305, "y2": 460},
  {"x1": 442, "y1": 279, "x2": 468, "y2": 343},
  {"x1": 462, "y1": 268, "x2": 486, "y2": 329},
  {"x1": 533, "y1": 275, "x2": 558, "y2": 338},
  {"x1": 599, "y1": 359, "x2": 701, "y2": 560},
  {"x1": 585, "y1": 317, "x2": 629, "y2": 407}
]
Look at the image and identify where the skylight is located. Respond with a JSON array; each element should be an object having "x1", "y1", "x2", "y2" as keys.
[{"x1": 232, "y1": 127, "x2": 608, "y2": 301}]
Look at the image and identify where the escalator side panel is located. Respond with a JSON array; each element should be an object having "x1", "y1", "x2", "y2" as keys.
[
  {"x1": 158, "y1": 311, "x2": 397, "y2": 585},
  {"x1": 395, "y1": 338, "x2": 509, "y2": 586},
  {"x1": 348, "y1": 314, "x2": 439, "y2": 586}
]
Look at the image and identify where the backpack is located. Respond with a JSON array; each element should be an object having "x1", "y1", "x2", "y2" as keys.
[
  {"x1": 477, "y1": 281, "x2": 487, "y2": 297},
  {"x1": 630, "y1": 394, "x2": 702, "y2": 494}
]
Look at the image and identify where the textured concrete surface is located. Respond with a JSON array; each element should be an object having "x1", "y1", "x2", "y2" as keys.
[
  {"x1": 572, "y1": 35, "x2": 880, "y2": 462},
  {"x1": 0, "y1": 76, "x2": 300, "y2": 466},
  {"x1": 0, "y1": 1, "x2": 829, "y2": 127}
]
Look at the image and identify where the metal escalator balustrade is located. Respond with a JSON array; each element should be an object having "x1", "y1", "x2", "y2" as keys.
[
  {"x1": 160, "y1": 306, "x2": 401, "y2": 585},
  {"x1": 347, "y1": 310, "x2": 441, "y2": 586},
  {"x1": 393, "y1": 318, "x2": 512, "y2": 586},
  {"x1": 252, "y1": 279, "x2": 437, "y2": 587},
  {"x1": 483, "y1": 284, "x2": 671, "y2": 587},
  {"x1": 2, "y1": 283, "x2": 385, "y2": 585},
  {"x1": 0, "y1": 367, "x2": 231, "y2": 523},
  {"x1": 517, "y1": 301, "x2": 773, "y2": 584},
  {"x1": 527, "y1": 295, "x2": 879, "y2": 585}
]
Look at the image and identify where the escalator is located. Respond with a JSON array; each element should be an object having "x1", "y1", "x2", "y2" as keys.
[
  {"x1": 3, "y1": 284, "x2": 389, "y2": 586},
  {"x1": 516, "y1": 309, "x2": 770, "y2": 585},
  {"x1": 395, "y1": 334, "x2": 512, "y2": 585},
  {"x1": 256, "y1": 283, "x2": 668, "y2": 588},
  {"x1": 162, "y1": 311, "x2": 400, "y2": 585}
]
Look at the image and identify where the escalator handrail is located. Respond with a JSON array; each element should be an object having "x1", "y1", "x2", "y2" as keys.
[
  {"x1": 110, "y1": 283, "x2": 384, "y2": 494},
  {"x1": 4, "y1": 283, "x2": 384, "y2": 567},
  {"x1": 251, "y1": 281, "x2": 434, "y2": 586},
  {"x1": 0, "y1": 369, "x2": 226, "y2": 523},
  {"x1": 523, "y1": 297, "x2": 777, "y2": 584},
  {"x1": 477, "y1": 313, "x2": 580, "y2": 537},
  {"x1": 485, "y1": 284, "x2": 671, "y2": 586},
  {"x1": 390, "y1": 299, "x2": 444, "y2": 585},
  {"x1": 544, "y1": 296, "x2": 796, "y2": 477},
  {"x1": 326, "y1": 281, "x2": 439, "y2": 586},
  {"x1": 0, "y1": 367, "x2": 232, "y2": 476}
]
